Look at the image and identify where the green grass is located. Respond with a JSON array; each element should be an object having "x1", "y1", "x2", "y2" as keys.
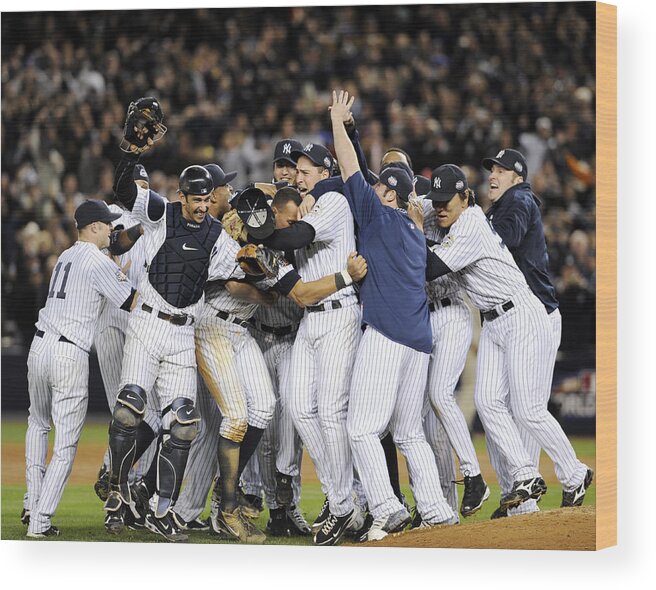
[{"x1": 1, "y1": 417, "x2": 595, "y2": 543}]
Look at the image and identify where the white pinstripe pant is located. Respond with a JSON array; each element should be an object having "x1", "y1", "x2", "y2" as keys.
[
  {"x1": 175, "y1": 314, "x2": 276, "y2": 520},
  {"x1": 174, "y1": 374, "x2": 222, "y2": 522},
  {"x1": 425, "y1": 300, "x2": 480, "y2": 478},
  {"x1": 476, "y1": 292, "x2": 587, "y2": 489},
  {"x1": 288, "y1": 304, "x2": 361, "y2": 517},
  {"x1": 422, "y1": 404, "x2": 458, "y2": 514},
  {"x1": 25, "y1": 333, "x2": 89, "y2": 534},
  {"x1": 96, "y1": 324, "x2": 160, "y2": 481},
  {"x1": 347, "y1": 327, "x2": 455, "y2": 524},
  {"x1": 242, "y1": 330, "x2": 304, "y2": 509}
]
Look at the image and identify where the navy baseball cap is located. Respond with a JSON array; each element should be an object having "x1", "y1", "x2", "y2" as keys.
[
  {"x1": 291, "y1": 143, "x2": 335, "y2": 171},
  {"x1": 379, "y1": 167, "x2": 413, "y2": 202},
  {"x1": 425, "y1": 164, "x2": 469, "y2": 202},
  {"x1": 203, "y1": 163, "x2": 238, "y2": 188},
  {"x1": 381, "y1": 160, "x2": 414, "y2": 179},
  {"x1": 482, "y1": 149, "x2": 528, "y2": 180},
  {"x1": 234, "y1": 187, "x2": 275, "y2": 240},
  {"x1": 133, "y1": 164, "x2": 150, "y2": 183},
  {"x1": 75, "y1": 199, "x2": 122, "y2": 229},
  {"x1": 273, "y1": 139, "x2": 304, "y2": 166}
]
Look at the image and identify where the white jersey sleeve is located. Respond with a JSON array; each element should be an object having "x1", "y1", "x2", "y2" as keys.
[
  {"x1": 130, "y1": 185, "x2": 167, "y2": 228},
  {"x1": 208, "y1": 230, "x2": 246, "y2": 282},
  {"x1": 91, "y1": 253, "x2": 135, "y2": 308}
]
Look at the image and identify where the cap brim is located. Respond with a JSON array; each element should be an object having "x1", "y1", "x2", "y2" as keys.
[
  {"x1": 482, "y1": 157, "x2": 511, "y2": 172},
  {"x1": 105, "y1": 211, "x2": 123, "y2": 222},
  {"x1": 224, "y1": 171, "x2": 238, "y2": 184},
  {"x1": 290, "y1": 149, "x2": 325, "y2": 167},
  {"x1": 274, "y1": 157, "x2": 297, "y2": 166},
  {"x1": 424, "y1": 191, "x2": 457, "y2": 203}
]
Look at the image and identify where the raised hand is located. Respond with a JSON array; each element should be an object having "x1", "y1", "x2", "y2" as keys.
[{"x1": 329, "y1": 90, "x2": 355, "y2": 124}]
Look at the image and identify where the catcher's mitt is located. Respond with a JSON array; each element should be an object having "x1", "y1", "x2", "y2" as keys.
[
  {"x1": 236, "y1": 243, "x2": 281, "y2": 279},
  {"x1": 120, "y1": 97, "x2": 167, "y2": 154},
  {"x1": 222, "y1": 208, "x2": 248, "y2": 244}
]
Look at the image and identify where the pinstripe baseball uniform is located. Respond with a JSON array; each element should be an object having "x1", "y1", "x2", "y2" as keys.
[
  {"x1": 422, "y1": 200, "x2": 480, "y2": 481},
  {"x1": 244, "y1": 297, "x2": 304, "y2": 509},
  {"x1": 25, "y1": 241, "x2": 134, "y2": 535},
  {"x1": 344, "y1": 172, "x2": 455, "y2": 525},
  {"x1": 95, "y1": 206, "x2": 159, "y2": 481},
  {"x1": 430, "y1": 205, "x2": 588, "y2": 490},
  {"x1": 287, "y1": 190, "x2": 361, "y2": 518}
]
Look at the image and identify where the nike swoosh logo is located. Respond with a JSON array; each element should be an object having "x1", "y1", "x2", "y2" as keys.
[
  {"x1": 185, "y1": 409, "x2": 194, "y2": 416},
  {"x1": 126, "y1": 395, "x2": 136, "y2": 400},
  {"x1": 182, "y1": 243, "x2": 198, "y2": 251}
]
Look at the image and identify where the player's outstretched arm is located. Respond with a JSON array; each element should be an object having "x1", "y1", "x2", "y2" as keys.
[
  {"x1": 225, "y1": 280, "x2": 277, "y2": 307},
  {"x1": 330, "y1": 90, "x2": 359, "y2": 181},
  {"x1": 108, "y1": 223, "x2": 144, "y2": 255}
]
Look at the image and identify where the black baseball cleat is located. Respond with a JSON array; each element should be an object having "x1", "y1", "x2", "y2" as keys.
[
  {"x1": 275, "y1": 471, "x2": 294, "y2": 507},
  {"x1": 314, "y1": 510, "x2": 358, "y2": 546},
  {"x1": 353, "y1": 511, "x2": 374, "y2": 542},
  {"x1": 26, "y1": 526, "x2": 60, "y2": 539},
  {"x1": 144, "y1": 511, "x2": 189, "y2": 543},
  {"x1": 244, "y1": 493, "x2": 264, "y2": 513},
  {"x1": 312, "y1": 497, "x2": 330, "y2": 533},
  {"x1": 267, "y1": 507, "x2": 291, "y2": 537},
  {"x1": 561, "y1": 469, "x2": 594, "y2": 508},
  {"x1": 460, "y1": 474, "x2": 491, "y2": 517},
  {"x1": 500, "y1": 477, "x2": 547, "y2": 510},
  {"x1": 104, "y1": 491, "x2": 126, "y2": 535},
  {"x1": 20, "y1": 508, "x2": 30, "y2": 526},
  {"x1": 286, "y1": 504, "x2": 312, "y2": 536},
  {"x1": 490, "y1": 505, "x2": 508, "y2": 519},
  {"x1": 410, "y1": 505, "x2": 422, "y2": 529},
  {"x1": 125, "y1": 509, "x2": 146, "y2": 530},
  {"x1": 94, "y1": 466, "x2": 110, "y2": 502},
  {"x1": 171, "y1": 511, "x2": 210, "y2": 531}
]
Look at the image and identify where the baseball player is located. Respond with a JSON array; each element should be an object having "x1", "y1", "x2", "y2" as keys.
[
  {"x1": 330, "y1": 91, "x2": 457, "y2": 544},
  {"x1": 255, "y1": 142, "x2": 367, "y2": 545},
  {"x1": 419, "y1": 185, "x2": 490, "y2": 518},
  {"x1": 272, "y1": 138, "x2": 304, "y2": 185},
  {"x1": 24, "y1": 199, "x2": 137, "y2": 538},
  {"x1": 482, "y1": 148, "x2": 594, "y2": 515},
  {"x1": 422, "y1": 163, "x2": 592, "y2": 512},
  {"x1": 102, "y1": 99, "x2": 243, "y2": 543}
]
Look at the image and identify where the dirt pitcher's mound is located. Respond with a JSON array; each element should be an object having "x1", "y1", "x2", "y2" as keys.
[{"x1": 354, "y1": 506, "x2": 595, "y2": 551}]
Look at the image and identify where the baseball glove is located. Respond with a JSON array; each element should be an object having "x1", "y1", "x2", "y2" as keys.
[
  {"x1": 222, "y1": 208, "x2": 248, "y2": 244},
  {"x1": 120, "y1": 97, "x2": 167, "y2": 154},
  {"x1": 236, "y1": 244, "x2": 281, "y2": 279}
]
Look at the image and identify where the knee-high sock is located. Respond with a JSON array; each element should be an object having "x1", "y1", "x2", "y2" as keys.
[
  {"x1": 217, "y1": 436, "x2": 241, "y2": 513},
  {"x1": 238, "y1": 425, "x2": 265, "y2": 480},
  {"x1": 382, "y1": 432, "x2": 403, "y2": 502}
]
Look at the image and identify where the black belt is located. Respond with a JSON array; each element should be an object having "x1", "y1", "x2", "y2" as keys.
[
  {"x1": 216, "y1": 310, "x2": 250, "y2": 328},
  {"x1": 250, "y1": 319, "x2": 297, "y2": 336},
  {"x1": 481, "y1": 300, "x2": 515, "y2": 322},
  {"x1": 35, "y1": 330, "x2": 84, "y2": 350},
  {"x1": 142, "y1": 303, "x2": 193, "y2": 326},
  {"x1": 428, "y1": 297, "x2": 452, "y2": 313},
  {"x1": 307, "y1": 300, "x2": 342, "y2": 313}
]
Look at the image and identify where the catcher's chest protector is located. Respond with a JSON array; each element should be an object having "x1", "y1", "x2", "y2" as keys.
[{"x1": 148, "y1": 202, "x2": 223, "y2": 308}]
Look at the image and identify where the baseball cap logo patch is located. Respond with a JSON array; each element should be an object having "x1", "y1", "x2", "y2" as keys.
[
  {"x1": 496, "y1": 150, "x2": 505, "y2": 158},
  {"x1": 434, "y1": 177, "x2": 442, "y2": 189},
  {"x1": 514, "y1": 161, "x2": 523, "y2": 173},
  {"x1": 455, "y1": 180, "x2": 464, "y2": 190},
  {"x1": 283, "y1": 143, "x2": 291, "y2": 155},
  {"x1": 304, "y1": 143, "x2": 313, "y2": 152},
  {"x1": 324, "y1": 156, "x2": 332, "y2": 168},
  {"x1": 388, "y1": 175, "x2": 398, "y2": 187}
]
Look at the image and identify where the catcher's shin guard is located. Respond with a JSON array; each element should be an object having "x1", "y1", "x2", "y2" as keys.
[
  {"x1": 154, "y1": 398, "x2": 199, "y2": 518},
  {"x1": 108, "y1": 385, "x2": 147, "y2": 502}
]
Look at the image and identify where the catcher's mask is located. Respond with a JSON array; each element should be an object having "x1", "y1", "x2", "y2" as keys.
[
  {"x1": 120, "y1": 97, "x2": 168, "y2": 153},
  {"x1": 235, "y1": 186, "x2": 275, "y2": 240}
]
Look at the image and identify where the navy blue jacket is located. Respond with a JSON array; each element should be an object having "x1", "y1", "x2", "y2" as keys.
[{"x1": 486, "y1": 182, "x2": 558, "y2": 313}]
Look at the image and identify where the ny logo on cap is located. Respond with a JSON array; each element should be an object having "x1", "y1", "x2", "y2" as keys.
[
  {"x1": 388, "y1": 175, "x2": 398, "y2": 187},
  {"x1": 496, "y1": 150, "x2": 505, "y2": 158},
  {"x1": 304, "y1": 143, "x2": 314, "y2": 152},
  {"x1": 283, "y1": 143, "x2": 291, "y2": 155},
  {"x1": 434, "y1": 177, "x2": 442, "y2": 189}
]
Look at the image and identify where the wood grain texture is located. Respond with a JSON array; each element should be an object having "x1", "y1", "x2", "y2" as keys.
[{"x1": 595, "y1": 1, "x2": 617, "y2": 550}]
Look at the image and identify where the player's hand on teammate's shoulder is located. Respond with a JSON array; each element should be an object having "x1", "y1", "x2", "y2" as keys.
[
  {"x1": 407, "y1": 199, "x2": 424, "y2": 232},
  {"x1": 298, "y1": 194, "x2": 316, "y2": 219},
  {"x1": 347, "y1": 251, "x2": 367, "y2": 282}
]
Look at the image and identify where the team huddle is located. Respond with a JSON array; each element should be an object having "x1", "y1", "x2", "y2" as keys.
[{"x1": 22, "y1": 92, "x2": 593, "y2": 544}]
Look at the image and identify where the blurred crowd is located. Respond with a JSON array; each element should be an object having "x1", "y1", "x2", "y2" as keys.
[{"x1": 1, "y1": 4, "x2": 596, "y2": 360}]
